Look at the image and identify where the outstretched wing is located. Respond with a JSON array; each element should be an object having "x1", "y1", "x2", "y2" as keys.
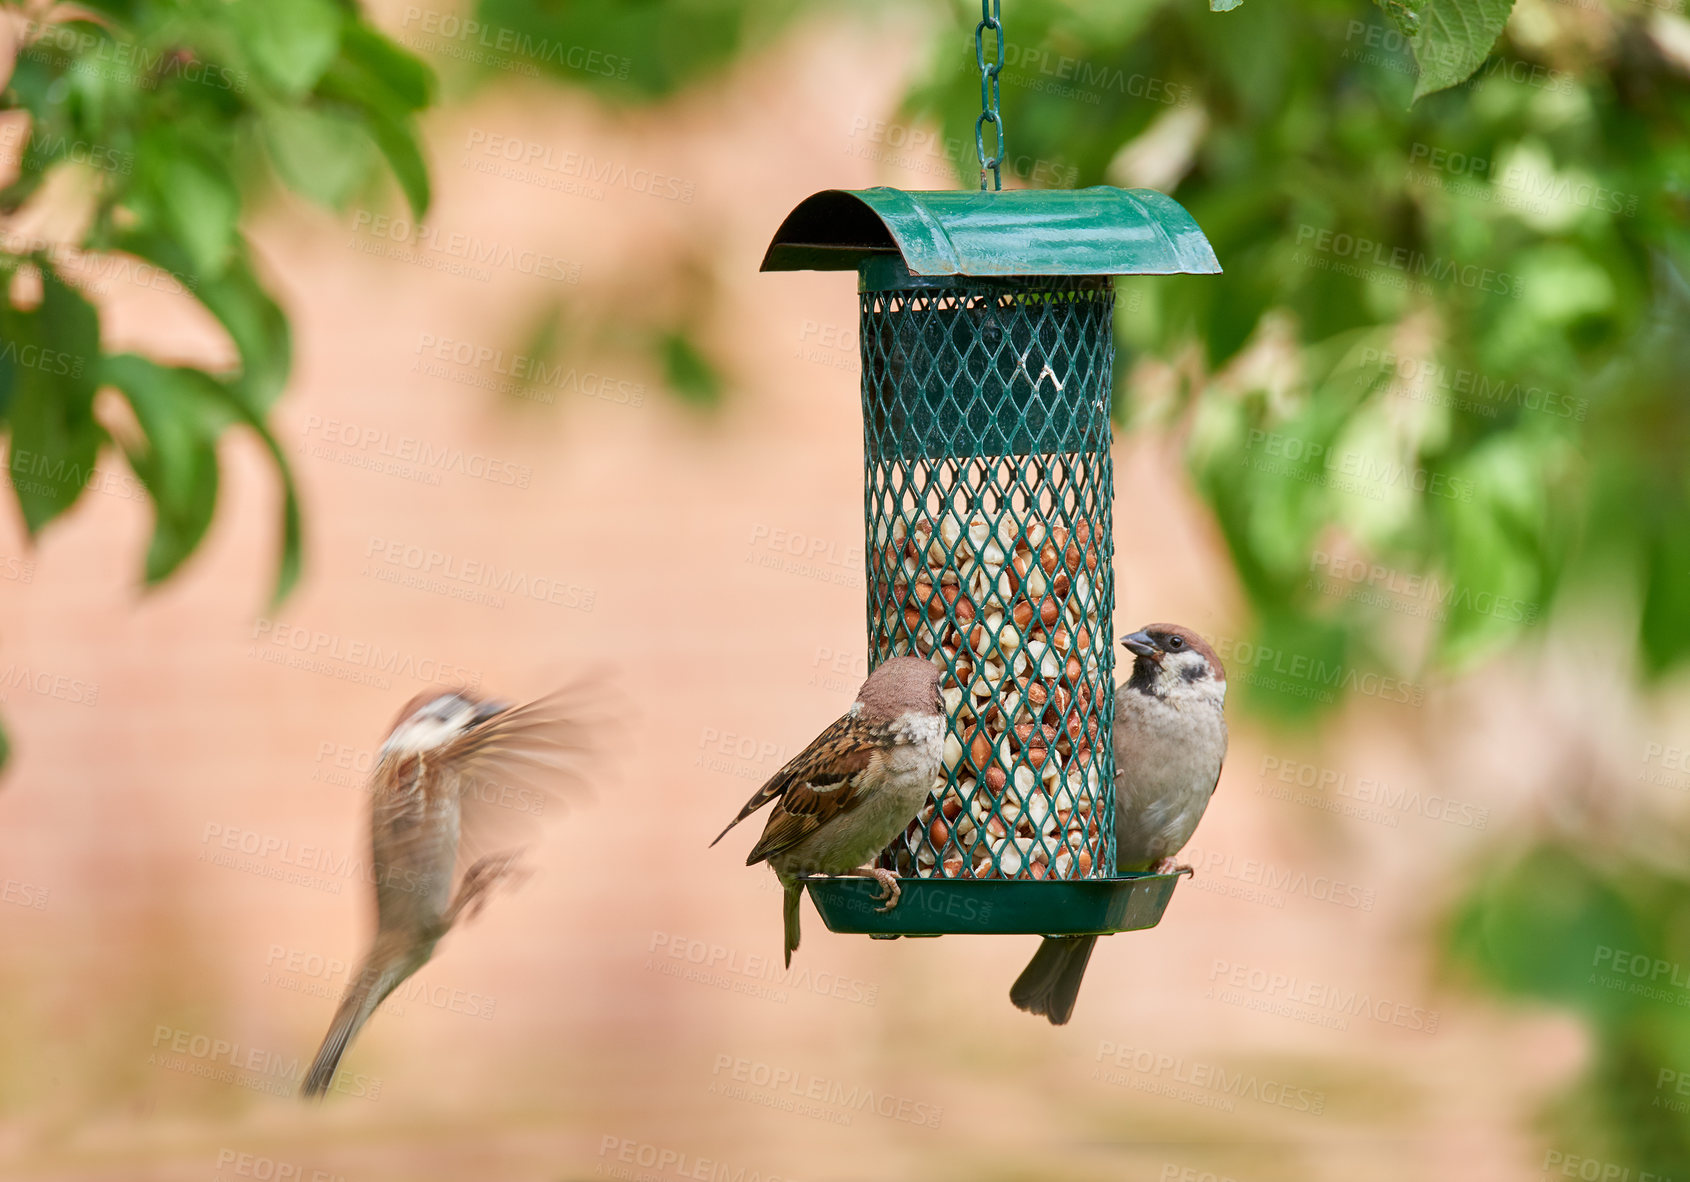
[
  {"x1": 439, "y1": 680, "x2": 601, "y2": 884},
  {"x1": 710, "y1": 705, "x2": 875, "y2": 864}
]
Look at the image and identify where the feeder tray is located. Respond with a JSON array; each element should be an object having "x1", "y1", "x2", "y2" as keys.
[{"x1": 761, "y1": 186, "x2": 1218, "y2": 937}]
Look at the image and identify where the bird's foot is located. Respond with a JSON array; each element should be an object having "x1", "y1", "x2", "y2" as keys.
[
  {"x1": 853, "y1": 865, "x2": 902, "y2": 912},
  {"x1": 445, "y1": 851, "x2": 528, "y2": 926},
  {"x1": 1154, "y1": 858, "x2": 1195, "y2": 879}
]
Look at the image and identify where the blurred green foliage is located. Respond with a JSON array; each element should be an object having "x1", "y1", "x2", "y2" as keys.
[
  {"x1": 899, "y1": 0, "x2": 1689, "y2": 714},
  {"x1": 0, "y1": 0, "x2": 436, "y2": 611}
]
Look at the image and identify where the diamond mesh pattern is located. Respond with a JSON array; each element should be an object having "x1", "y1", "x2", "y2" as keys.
[{"x1": 860, "y1": 275, "x2": 1117, "y2": 881}]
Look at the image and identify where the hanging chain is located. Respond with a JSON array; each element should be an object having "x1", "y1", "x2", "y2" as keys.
[{"x1": 974, "y1": 0, "x2": 1004, "y2": 191}]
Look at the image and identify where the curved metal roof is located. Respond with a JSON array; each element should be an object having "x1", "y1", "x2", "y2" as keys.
[{"x1": 761, "y1": 186, "x2": 1220, "y2": 277}]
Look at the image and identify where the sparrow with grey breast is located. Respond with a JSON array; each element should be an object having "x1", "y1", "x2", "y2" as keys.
[
  {"x1": 301, "y1": 686, "x2": 592, "y2": 1098},
  {"x1": 712, "y1": 655, "x2": 944, "y2": 967},
  {"x1": 1011, "y1": 624, "x2": 1227, "y2": 1025}
]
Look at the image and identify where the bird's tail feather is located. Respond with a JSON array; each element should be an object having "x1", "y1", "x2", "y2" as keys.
[
  {"x1": 782, "y1": 878, "x2": 804, "y2": 968},
  {"x1": 301, "y1": 951, "x2": 409, "y2": 1099},
  {"x1": 1009, "y1": 934, "x2": 1097, "y2": 1026}
]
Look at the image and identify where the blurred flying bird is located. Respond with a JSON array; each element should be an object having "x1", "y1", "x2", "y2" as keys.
[{"x1": 301, "y1": 685, "x2": 592, "y2": 1098}]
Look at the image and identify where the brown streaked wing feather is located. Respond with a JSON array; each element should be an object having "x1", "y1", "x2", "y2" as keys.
[
  {"x1": 709, "y1": 708, "x2": 867, "y2": 848},
  {"x1": 743, "y1": 754, "x2": 876, "y2": 866},
  {"x1": 437, "y1": 683, "x2": 598, "y2": 884}
]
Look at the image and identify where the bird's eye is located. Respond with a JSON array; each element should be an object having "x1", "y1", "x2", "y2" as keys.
[{"x1": 1166, "y1": 635, "x2": 1184, "y2": 651}]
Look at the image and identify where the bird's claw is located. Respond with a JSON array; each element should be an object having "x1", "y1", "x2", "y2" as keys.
[
  {"x1": 1154, "y1": 858, "x2": 1195, "y2": 879},
  {"x1": 869, "y1": 867, "x2": 902, "y2": 913}
]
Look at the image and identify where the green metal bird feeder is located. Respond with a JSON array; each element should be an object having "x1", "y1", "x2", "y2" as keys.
[{"x1": 759, "y1": 2, "x2": 1219, "y2": 938}]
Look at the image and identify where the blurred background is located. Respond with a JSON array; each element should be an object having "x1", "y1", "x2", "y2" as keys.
[{"x1": 2, "y1": 0, "x2": 1689, "y2": 1178}]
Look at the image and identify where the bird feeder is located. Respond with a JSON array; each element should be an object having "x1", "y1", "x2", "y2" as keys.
[{"x1": 760, "y1": 186, "x2": 1219, "y2": 938}]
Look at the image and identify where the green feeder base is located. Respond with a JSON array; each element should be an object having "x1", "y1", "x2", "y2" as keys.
[{"x1": 803, "y1": 873, "x2": 1182, "y2": 938}]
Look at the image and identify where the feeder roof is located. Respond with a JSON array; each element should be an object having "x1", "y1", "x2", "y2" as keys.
[{"x1": 761, "y1": 186, "x2": 1220, "y2": 277}]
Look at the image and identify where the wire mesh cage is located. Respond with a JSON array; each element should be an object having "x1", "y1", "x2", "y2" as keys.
[
  {"x1": 860, "y1": 265, "x2": 1117, "y2": 885},
  {"x1": 761, "y1": 186, "x2": 1220, "y2": 935}
]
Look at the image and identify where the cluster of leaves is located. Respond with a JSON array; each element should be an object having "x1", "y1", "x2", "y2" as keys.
[
  {"x1": 1446, "y1": 838, "x2": 1690, "y2": 1174},
  {"x1": 902, "y1": 0, "x2": 1688, "y2": 716},
  {"x1": 0, "y1": 0, "x2": 436, "y2": 606}
]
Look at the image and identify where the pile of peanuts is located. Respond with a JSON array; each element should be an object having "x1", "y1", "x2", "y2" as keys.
[{"x1": 876, "y1": 506, "x2": 1109, "y2": 880}]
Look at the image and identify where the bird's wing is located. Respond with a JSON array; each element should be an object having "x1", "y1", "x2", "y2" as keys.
[
  {"x1": 438, "y1": 680, "x2": 600, "y2": 883},
  {"x1": 710, "y1": 707, "x2": 875, "y2": 862}
]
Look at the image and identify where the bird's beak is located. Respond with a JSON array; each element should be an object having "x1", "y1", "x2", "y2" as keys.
[
  {"x1": 470, "y1": 699, "x2": 513, "y2": 726},
  {"x1": 1122, "y1": 631, "x2": 1161, "y2": 662}
]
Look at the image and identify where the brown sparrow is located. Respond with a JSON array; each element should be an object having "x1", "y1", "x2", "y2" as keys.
[
  {"x1": 301, "y1": 686, "x2": 590, "y2": 1098},
  {"x1": 1011, "y1": 624, "x2": 1227, "y2": 1025},
  {"x1": 711, "y1": 655, "x2": 943, "y2": 967}
]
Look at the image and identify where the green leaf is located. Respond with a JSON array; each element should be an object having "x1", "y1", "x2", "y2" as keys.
[
  {"x1": 363, "y1": 112, "x2": 431, "y2": 220},
  {"x1": 1410, "y1": 0, "x2": 1516, "y2": 102},
  {"x1": 4, "y1": 271, "x2": 103, "y2": 533},
  {"x1": 260, "y1": 104, "x2": 371, "y2": 208},
  {"x1": 660, "y1": 329, "x2": 724, "y2": 408},
  {"x1": 334, "y1": 23, "x2": 436, "y2": 112},
  {"x1": 0, "y1": 341, "x2": 14, "y2": 420},
  {"x1": 194, "y1": 254, "x2": 293, "y2": 412},
  {"x1": 99, "y1": 354, "x2": 227, "y2": 584},
  {"x1": 1376, "y1": 0, "x2": 1424, "y2": 37},
  {"x1": 0, "y1": 714, "x2": 9, "y2": 774},
  {"x1": 159, "y1": 149, "x2": 240, "y2": 279},
  {"x1": 227, "y1": 0, "x2": 345, "y2": 98},
  {"x1": 1210, "y1": 0, "x2": 1244, "y2": 9},
  {"x1": 199, "y1": 382, "x2": 303, "y2": 606}
]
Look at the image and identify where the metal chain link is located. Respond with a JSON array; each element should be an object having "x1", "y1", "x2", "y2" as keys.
[{"x1": 974, "y1": 0, "x2": 1004, "y2": 191}]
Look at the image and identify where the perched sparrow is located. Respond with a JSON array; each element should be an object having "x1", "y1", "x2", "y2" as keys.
[
  {"x1": 711, "y1": 656, "x2": 943, "y2": 967},
  {"x1": 1011, "y1": 624, "x2": 1227, "y2": 1025},
  {"x1": 301, "y1": 686, "x2": 590, "y2": 1098}
]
